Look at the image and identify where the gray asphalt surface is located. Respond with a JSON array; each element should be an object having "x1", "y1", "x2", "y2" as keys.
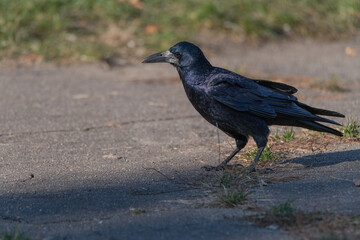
[{"x1": 0, "y1": 40, "x2": 359, "y2": 239}]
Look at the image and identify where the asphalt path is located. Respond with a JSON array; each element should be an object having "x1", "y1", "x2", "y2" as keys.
[{"x1": 0, "y1": 40, "x2": 359, "y2": 239}]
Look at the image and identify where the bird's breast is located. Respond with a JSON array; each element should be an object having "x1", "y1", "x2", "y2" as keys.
[{"x1": 183, "y1": 84, "x2": 218, "y2": 120}]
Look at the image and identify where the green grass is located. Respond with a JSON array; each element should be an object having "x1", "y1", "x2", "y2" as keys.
[
  {"x1": 312, "y1": 75, "x2": 347, "y2": 92},
  {"x1": 282, "y1": 128, "x2": 295, "y2": 141},
  {"x1": 1, "y1": 0, "x2": 360, "y2": 62},
  {"x1": 320, "y1": 237, "x2": 350, "y2": 240},
  {"x1": 244, "y1": 147, "x2": 279, "y2": 163},
  {"x1": 273, "y1": 130, "x2": 281, "y2": 141},
  {"x1": 218, "y1": 170, "x2": 236, "y2": 188},
  {"x1": 325, "y1": 75, "x2": 347, "y2": 92},
  {"x1": 129, "y1": 208, "x2": 147, "y2": 214},
  {"x1": 246, "y1": 199, "x2": 298, "y2": 227},
  {"x1": 216, "y1": 169, "x2": 248, "y2": 188},
  {"x1": 218, "y1": 190, "x2": 249, "y2": 207},
  {"x1": 273, "y1": 128, "x2": 295, "y2": 142},
  {"x1": 271, "y1": 200, "x2": 296, "y2": 225},
  {"x1": 252, "y1": 200, "x2": 303, "y2": 226},
  {"x1": 1, "y1": 232, "x2": 32, "y2": 240},
  {"x1": 343, "y1": 118, "x2": 360, "y2": 138},
  {"x1": 245, "y1": 201, "x2": 360, "y2": 239},
  {"x1": 247, "y1": 207, "x2": 360, "y2": 239}
]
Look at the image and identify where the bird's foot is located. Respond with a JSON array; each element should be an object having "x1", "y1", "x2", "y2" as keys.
[{"x1": 201, "y1": 163, "x2": 244, "y2": 171}]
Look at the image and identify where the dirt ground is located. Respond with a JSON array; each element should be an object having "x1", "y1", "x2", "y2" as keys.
[{"x1": 0, "y1": 39, "x2": 360, "y2": 239}]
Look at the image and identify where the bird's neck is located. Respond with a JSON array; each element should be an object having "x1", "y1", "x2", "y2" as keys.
[{"x1": 177, "y1": 60, "x2": 213, "y2": 86}]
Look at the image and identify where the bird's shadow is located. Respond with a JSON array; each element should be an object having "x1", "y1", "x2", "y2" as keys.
[
  {"x1": 280, "y1": 148, "x2": 360, "y2": 168},
  {"x1": 1, "y1": 149, "x2": 359, "y2": 225}
]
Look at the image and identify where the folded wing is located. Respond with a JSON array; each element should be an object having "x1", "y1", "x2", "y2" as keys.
[{"x1": 208, "y1": 75, "x2": 343, "y2": 128}]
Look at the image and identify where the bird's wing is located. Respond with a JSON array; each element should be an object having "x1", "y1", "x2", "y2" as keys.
[
  {"x1": 252, "y1": 79, "x2": 298, "y2": 94},
  {"x1": 207, "y1": 75, "x2": 340, "y2": 125}
]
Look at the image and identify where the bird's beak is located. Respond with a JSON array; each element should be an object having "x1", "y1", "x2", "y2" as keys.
[{"x1": 142, "y1": 50, "x2": 178, "y2": 64}]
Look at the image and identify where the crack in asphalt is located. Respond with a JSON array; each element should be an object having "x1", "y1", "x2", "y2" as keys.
[
  {"x1": 0, "y1": 115, "x2": 199, "y2": 138},
  {"x1": 1, "y1": 213, "x2": 116, "y2": 225}
]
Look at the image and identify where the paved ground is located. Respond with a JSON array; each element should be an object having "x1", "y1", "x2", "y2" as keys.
[{"x1": 0, "y1": 40, "x2": 359, "y2": 239}]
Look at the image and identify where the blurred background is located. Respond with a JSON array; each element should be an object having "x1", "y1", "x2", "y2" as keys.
[
  {"x1": 1, "y1": 3, "x2": 360, "y2": 239},
  {"x1": 1, "y1": 0, "x2": 359, "y2": 63}
]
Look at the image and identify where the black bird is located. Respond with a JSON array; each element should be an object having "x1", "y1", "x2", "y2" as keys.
[{"x1": 142, "y1": 41, "x2": 344, "y2": 171}]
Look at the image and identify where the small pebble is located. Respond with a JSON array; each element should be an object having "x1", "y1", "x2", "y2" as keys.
[
  {"x1": 267, "y1": 225, "x2": 278, "y2": 230},
  {"x1": 353, "y1": 178, "x2": 360, "y2": 187},
  {"x1": 260, "y1": 179, "x2": 268, "y2": 186}
]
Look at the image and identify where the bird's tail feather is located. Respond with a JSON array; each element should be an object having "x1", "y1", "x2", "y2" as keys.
[
  {"x1": 297, "y1": 120, "x2": 343, "y2": 136},
  {"x1": 314, "y1": 115, "x2": 342, "y2": 126},
  {"x1": 296, "y1": 102, "x2": 345, "y2": 118}
]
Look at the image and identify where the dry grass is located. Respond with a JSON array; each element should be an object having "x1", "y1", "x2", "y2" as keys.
[
  {"x1": 230, "y1": 129, "x2": 359, "y2": 169},
  {"x1": 310, "y1": 75, "x2": 348, "y2": 92},
  {"x1": 129, "y1": 208, "x2": 147, "y2": 214},
  {"x1": 245, "y1": 201, "x2": 360, "y2": 240},
  {"x1": 218, "y1": 190, "x2": 249, "y2": 207}
]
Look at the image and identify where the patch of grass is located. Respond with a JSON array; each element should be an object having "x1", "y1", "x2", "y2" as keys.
[
  {"x1": 216, "y1": 168, "x2": 249, "y2": 188},
  {"x1": 0, "y1": 0, "x2": 124, "y2": 61},
  {"x1": 271, "y1": 200, "x2": 296, "y2": 225},
  {"x1": 129, "y1": 208, "x2": 147, "y2": 214},
  {"x1": 218, "y1": 170, "x2": 236, "y2": 188},
  {"x1": 325, "y1": 75, "x2": 347, "y2": 92},
  {"x1": 273, "y1": 130, "x2": 281, "y2": 141},
  {"x1": 311, "y1": 75, "x2": 348, "y2": 92},
  {"x1": 246, "y1": 202, "x2": 360, "y2": 239},
  {"x1": 248, "y1": 200, "x2": 303, "y2": 227},
  {"x1": 202, "y1": 168, "x2": 254, "y2": 208},
  {"x1": 249, "y1": 200, "x2": 325, "y2": 228},
  {"x1": 244, "y1": 147, "x2": 279, "y2": 163},
  {"x1": 218, "y1": 190, "x2": 249, "y2": 207},
  {"x1": 320, "y1": 236, "x2": 348, "y2": 240},
  {"x1": 282, "y1": 128, "x2": 295, "y2": 141},
  {"x1": 1, "y1": 0, "x2": 360, "y2": 61},
  {"x1": 1, "y1": 232, "x2": 32, "y2": 240},
  {"x1": 343, "y1": 118, "x2": 360, "y2": 138}
]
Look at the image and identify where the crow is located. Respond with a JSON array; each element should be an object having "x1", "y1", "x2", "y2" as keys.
[{"x1": 142, "y1": 41, "x2": 344, "y2": 171}]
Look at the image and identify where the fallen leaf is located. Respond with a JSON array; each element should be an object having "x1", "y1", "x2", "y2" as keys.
[
  {"x1": 19, "y1": 53, "x2": 43, "y2": 63},
  {"x1": 119, "y1": 0, "x2": 144, "y2": 9},
  {"x1": 145, "y1": 25, "x2": 159, "y2": 34},
  {"x1": 345, "y1": 46, "x2": 356, "y2": 56},
  {"x1": 72, "y1": 94, "x2": 90, "y2": 99},
  {"x1": 102, "y1": 154, "x2": 122, "y2": 160},
  {"x1": 106, "y1": 123, "x2": 119, "y2": 128}
]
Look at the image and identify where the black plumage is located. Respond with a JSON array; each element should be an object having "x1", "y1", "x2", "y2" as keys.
[{"x1": 142, "y1": 41, "x2": 344, "y2": 171}]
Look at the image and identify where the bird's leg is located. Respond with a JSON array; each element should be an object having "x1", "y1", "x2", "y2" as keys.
[
  {"x1": 202, "y1": 148, "x2": 240, "y2": 171},
  {"x1": 202, "y1": 136, "x2": 248, "y2": 171},
  {"x1": 247, "y1": 146, "x2": 265, "y2": 172}
]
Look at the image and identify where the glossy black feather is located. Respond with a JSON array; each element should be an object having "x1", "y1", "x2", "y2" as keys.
[
  {"x1": 295, "y1": 101, "x2": 345, "y2": 117},
  {"x1": 253, "y1": 79, "x2": 298, "y2": 94},
  {"x1": 166, "y1": 42, "x2": 344, "y2": 141},
  {"x1": 143, "y1": 41, "x2": 345, "y2": 169},
  {"x1": 207, "y1": 69, "x2": 341, "y2": 126}
]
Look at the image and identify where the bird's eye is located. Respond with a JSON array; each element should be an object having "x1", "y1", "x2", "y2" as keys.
[{"x1": 173, "y1": 52, "x2": 181, "y2": 59}]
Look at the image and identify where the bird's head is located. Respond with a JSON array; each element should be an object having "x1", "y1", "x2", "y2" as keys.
[{"x1": 142, "y1": 41, "x2": 209, "y2": 69}]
